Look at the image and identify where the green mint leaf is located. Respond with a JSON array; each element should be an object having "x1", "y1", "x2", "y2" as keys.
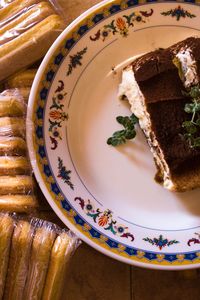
[
  {"x1": 195, "y1": 102, "x2": 200, "y2": 112},
  {"x1": 189, "y1": 85, "x2": 200, "y2": 98},
  {"x1": 116, "y1": 116, "x2": 126, "y2": 126},
  {"x1": 193, "y1": 137, "x2": 200, "y2": 147},
  {"x1": 196, "y1": 118, "x2": 200, "y2": 126},
  {"x1": 184, "y1": 103, "x2": 196, "y2": 114},
  {"x1": 107, "y1": 114, "x2": 138, "y2": 147},
  {"x1": 125, "y1": 129, "x2": 136, "y2": 140},
  {"x1": 130, "y1": 114, "x2": 139, "y2": 125},
  {"x1": 182, "y1": 121, "x2": 197, "y2": 134}
]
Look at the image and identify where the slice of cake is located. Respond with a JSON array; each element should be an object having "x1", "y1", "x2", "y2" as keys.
[{"x1": 118, "y1": 37, "x2": 200, "y2": 192}]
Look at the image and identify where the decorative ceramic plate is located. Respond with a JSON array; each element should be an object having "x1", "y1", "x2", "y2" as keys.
[{"x1": 27, "y1": 0, "x2": 200, "y2": 270}]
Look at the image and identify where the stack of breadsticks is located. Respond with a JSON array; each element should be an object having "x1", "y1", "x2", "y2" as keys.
[
  {"x1": 0, "y1": 0, "x2": 65, "y2": 212},
  {"x1": 0, "y1": 69, "x2": 39, "y2": 212},
  {"x1": 0, "y1": 0, "x2": 65, "y2": 81},
  {"x1": 0, "y1": 3, "x2": 82, "y2": 299},
  {"x1": 0, "y1": 213, "x2": 80, "y2": 300}
]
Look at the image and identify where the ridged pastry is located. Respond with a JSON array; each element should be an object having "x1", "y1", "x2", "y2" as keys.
[
  {"x1": 0, "y1": 214, "x2": 14, "y2": 299},
  {"x1": 23, "y1": 222, "x2": 57, "y2": 300},
  {"x1": 0, "y1": 2, "x2": 54, "y2": 45},
  {"x1": 0, "y1": 156, "x2": 30, "y2": 175},
  {"x1": 0, "y1": 0, "x2": 42, "y2": 25},
  {"x1": 6, "y1": 69, "x2": 37, "y2": 88},
  {"x1": 0, "y1": 175, "x2": 34, "y2": 194},
  {"x1": 2, "y1": 88, "x2": 30, "y2": 103},
  {"x1": 0, "y1": 137, "x2": 27, "y2": 156},
  {"x1": 0, "y1": 195, "x2": 38, "y2": 212},
  {"x1": 4, "y1": 220, "x2": 34, "y2": 300},
  {"x1": 0, "y1": 96, "x2": 25, "y2": 117},
  {"x1": 0, "y1": 14, "x2": 65, "y2": 81},
  {"x1": 42, "y1": 232, "x2": 74, "y2": 300},
  {"x1": 0, "y1": 117, "x2": 25, "y2": 138}
]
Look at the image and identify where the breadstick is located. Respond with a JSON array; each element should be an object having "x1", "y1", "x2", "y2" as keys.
[
  {"x1": 0, "y1": 214, "x2": 14, "y2": 299},
  {"x1": 0, "y1": 2, "x2": 55, "y2": 45},
  {"x1": 4, "y1": 220, "x2": 34, "y2": 300},
  {"x1": 2, "y1": 88, "x2": 30, "y2": 103},
  {"x1": 23, "y1": 222, "x2": 57, "y2": 300},
  {"x1": 0, "y1": 0, "x2": 15, "y2": 9},
  {"x1": 6, "y1": 69, "x2": 37, "y2": 88},
  {"x1": 0, "y1": 195, "x2": 38, "y2": 212},
  {"x1": 0, "y1": 117, "x2": 25, "y2": 138},
  {"x1": 0, "y1": 0, "x2": 42, "y2": 26},
  {"x1": 42, "y1": 232, "x2": 74, "y2": 300},
  {"x1": 0, "y1": 156, "x2": 30, "y2": 175},
  {"x1": 0, "y1": 96, "x2": 25, "y2": 117},
  {"x1": 0, "y1": 14, "x2": 65, "y2": 81},
  {"x1": 0, "y1": 137, "x2": 27, "y2": 156},
  {"x1": 0, "y1": 175, "x2": 34, "y2": 195}
]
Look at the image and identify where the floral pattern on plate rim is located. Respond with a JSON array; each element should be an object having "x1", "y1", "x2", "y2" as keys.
[
  {"x1": 48, "y1": 80, "x2": 68, "y2": 150},
  {"x1": 34, "y1": 0, "x2": 200, "y2": 267},
  {"x1": 143, "y1": 235, "x2": 179, "y2": 250},
  {"x1": 75, "y1": 197, "x2": 134, "y2": 241},
  {"x1": 161, "y1": 5, "x2": 196, "y2": 21},
  {"x1": 90, "y1": 9, "x2": 153, "y2": 42}
]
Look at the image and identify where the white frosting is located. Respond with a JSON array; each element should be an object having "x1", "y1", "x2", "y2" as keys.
[
  {"x1": 176, "y1": 48, "x2": 198, "y2": 88},
  {"x1": 118, "y1": 68, "x2": 149, "y2": 130},
  {"x1": 118, "y1": 68, "x2": 174, "y2": 190}
]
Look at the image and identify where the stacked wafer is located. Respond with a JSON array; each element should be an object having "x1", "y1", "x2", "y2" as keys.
[
  {"x1": 0, "y1": 0, "x2": 65, "y2": 81},
  {"x1": 0, "y1": 69, "x2": 39, "y2": 213},
  {"x1": 0, "y1": 213, "x2": 80, "y2": 300}
]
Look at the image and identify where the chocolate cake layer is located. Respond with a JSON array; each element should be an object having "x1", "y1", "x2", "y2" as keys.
[
  {"x1": 132, "y1": 37, "x2": 200, "y2": 83},
  {"x1": 119, "y1": 36, "x2": 200, "y2": 191},
  {"x1": 147, "y1": 99, "x2": 200, "y2": 173},
  {"x1": 138, "y1": 69, "x2": 183, "y2": 103}
]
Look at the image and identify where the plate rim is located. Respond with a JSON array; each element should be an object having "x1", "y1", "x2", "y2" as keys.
[{"x1": 27, "y1": 0, "x2": 200, "y2": 270}]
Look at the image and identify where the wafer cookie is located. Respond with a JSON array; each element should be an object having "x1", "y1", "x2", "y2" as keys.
[
  {"x1": 4, "y1": 220, "x2": 34, "y2": 300},
  {"x1": 0, "y1": 214, "x2": 14, "y2": 299},
  {"x1": 0, "y1": 195, "x2": 38, "y2": 212}
]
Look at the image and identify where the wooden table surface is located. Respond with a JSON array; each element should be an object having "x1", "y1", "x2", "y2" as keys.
[{"x1": 54, "y1": 1, "x2": 200, "y2": 299}]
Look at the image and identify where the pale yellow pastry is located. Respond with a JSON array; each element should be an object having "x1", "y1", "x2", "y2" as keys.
[
  {"x1": 2, "y1": 88, "x2": 30, "y2": 102},
  {"x1": 0, "y1": 175, "x2": 34, "y2": 194},
  {"x1": 0, "y1": 156, "x2": 30, "y2": 175},
  {"x1": 0, "y1": 214, "x2": 14, "y2": 299},
  {"x1": 0, "y1": 14, "x2": 65, "y2": 81},
  {"x1": 0, "y1": 2, "x2": 54, "y2": 44},
  {"x1": 0, "y1": 117, "x2": 25, "y2": 138},
  {"x1": 42, "y1": 232, "x2": 74, "y2": 300},
  {"x1": 0, "y1": 195, "x2": 38, "y2": 212},
  {"x1": 6, "y1": 69, "x2": 37, "y2": 88},
  {"x1": 0, "y1": 0, "x2": 42, "y2": 25},
  {"x1": 4, "y1": 220, "x2": 34, "y2": 300},
  {"x1": 23, "y1": 223, "x2": 57, "y2": 300},
  {"x1": 0, "y1": 96, "x2": 25, "y2": 117},
  {"x1": 0, "y1": 137, "x2": 27, "y2": 156}
]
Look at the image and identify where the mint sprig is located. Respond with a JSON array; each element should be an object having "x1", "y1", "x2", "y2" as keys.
[
  {"x1": 182, "y1": 85, "x2": 200, "y2": 148},
  {"x1": 107, "y1": 114, "x2": 138, "y2": 146}
]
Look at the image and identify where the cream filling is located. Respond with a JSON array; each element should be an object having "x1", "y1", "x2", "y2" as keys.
[
  {"x1": 176, "y1": 48, "x2": 198, "y2": 88},
  {"x1": 118, "y1": 68, "x2": 174, "y2": 190}
]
